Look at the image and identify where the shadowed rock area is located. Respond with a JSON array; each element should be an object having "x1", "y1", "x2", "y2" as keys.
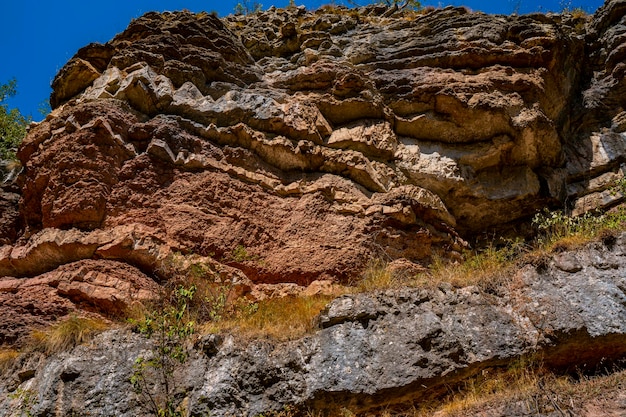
[{"x1": 2, "y1": 0, "x2": 626, "y2": 415}]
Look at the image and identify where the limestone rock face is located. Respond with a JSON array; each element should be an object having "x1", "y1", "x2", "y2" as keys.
[
  {"x1": 566, "y1": 0, "x2": 626, "y2": 215},
  {"x1": 1, "y1": 235, "x2": 625, "y2": 416},
  {"x1": 2, "y1": 1, "x2": 626, "y2": 413}
]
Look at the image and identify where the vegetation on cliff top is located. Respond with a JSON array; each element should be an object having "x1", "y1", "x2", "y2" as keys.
[
  {"x1": 234, "y1": 0, "x2": 422, "y2": 15},
  {"x1": 0, "y1": 79, "x2": 29, "y2": 161}
]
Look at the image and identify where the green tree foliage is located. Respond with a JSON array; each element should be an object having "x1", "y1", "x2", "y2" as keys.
[
  {"x1": 234, "y1": 0, "x2": 262, "y2": 15},
  {"x1": 0, "y1": 79, "x2": 29, "y2": 161},
  {"x1": 379, "y1": 0, "x2": 421, "y2": 10},
  {"x1": 38, "y1": 99, "x2": 51, "y2": 118}
]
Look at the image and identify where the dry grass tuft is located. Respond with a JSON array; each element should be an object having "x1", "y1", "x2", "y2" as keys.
[
  {"x1": 407, "y1": 362, "x2": 626, "y2": 417},
  {"x1": 357, "y1": 259, "x2": 400, "y2": 292},
  {"x1": 353, "y1": 241, "x2": 525, "y2": 295},
  {"x1": 29, "y1": 315, "x2": 109, "y2": 355},
  {"x1": 0, "y1": 348, "x2": 20, "y2": 373},
  {"x1": 423, "y1": 243, "x2": 523, "y2": 291},
  {"x1": 253, "y1": 405, "x2": 332, "y2": 417},
  {"x1": 570, "y1": 7, "x2": 588, "y2": 19},
  {"x1": 204, "y1": 294, "x2": 335, "y2": 341},
  {"x1": 424, "y1": 356, "x2": 546, "y2": 416}
]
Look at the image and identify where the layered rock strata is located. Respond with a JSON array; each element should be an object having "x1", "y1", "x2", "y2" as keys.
[
  {"x1": 2, "y1": 2, "x2": 626, "y2": 334},
  {"x1": 1, "y1": 1, "x2": 626, "y2": 412}
]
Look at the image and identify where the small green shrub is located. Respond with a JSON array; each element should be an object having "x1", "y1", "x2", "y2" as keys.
[
  {"x1": 154, "y1": 250, "x2": 259, "y2": 329},
  {"x1": 198, "y1": 284, "x2": 245, "y2": 322},
  {"x1": 532, "y1": 205, "x2": 626, "y2": 249},
  {"x1": 0, "y1": 79, "x2": 30, "y2": 161},
  {"x1": 9, "y1": 388, "x2": 37, "y2": 417},
  {"x1": 380, "y1": 0, "x2": 421, "y2": 10},
  {"x1": 131, "y1": 285, "x2": 196, "y2": 417},
  {"x1": 231, "y1": 244, "x2": 259, "y2": 262},
  {"x1": 610, "y1": 177, "x2": 626, "y2": 196},
  {"x1": 234, "y1": 0, "x2": 262, "y2": 15}
]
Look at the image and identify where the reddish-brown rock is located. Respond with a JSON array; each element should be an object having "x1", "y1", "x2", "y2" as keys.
[
  {"x1": 0, "y1": 259, "x2": 158, "y2": 344},
  {"x1": 2, "y1": 3, "x2": 626, "y2": 415},
  {"x1": 1, "y1": 3, "x2": 626, "y2": 342},
  {"x1": 0, "y1": 188, "x2": 20, "y2": 245}
]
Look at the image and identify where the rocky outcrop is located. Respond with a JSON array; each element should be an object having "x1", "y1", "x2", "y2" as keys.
[
  {"x1": 565, "y1": 0, "x2": 626, "y2": 216},
  {"x1": 6, "y1": 2, "x2": 626, "y2": 301},
  {"x1": 1, "y1": 233, "x2": 625, "y2": 416},
  {"x1": 2, "y1": 1, "x2": 626, "y2": 414},
  {"x1": 0, "y1": 223, "x2": 253, "y2": 343},
  {"x1": 0, "y1": 259, "x2": 158, "y2": 345}
]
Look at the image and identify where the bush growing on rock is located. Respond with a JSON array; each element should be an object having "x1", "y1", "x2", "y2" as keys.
[
  {"x1": 130, "y1": 285, "x2": 196, "y2": 417},
  {"x1": 379, "y1": 0, "x2": 421, "y2": 10},
  {"x1": 343, "y1": 0, "x2": 421, "y2": 10},
  {"x1": 234, "y1": 0, "x2": 262, "y2": 15},
  {"x1": 0, "y1": 79, "x2": 29, "y2": 161}
]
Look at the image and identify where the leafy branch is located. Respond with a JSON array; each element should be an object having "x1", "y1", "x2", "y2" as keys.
[
  {"x1": 130, "y1": 285, "x2": 197, "y2": 417},
  {"x1": 234, "y1": 0, "x2": 262, "y2": 15},
  {"x1": 0, "y1": 79, "x2": 30, "y2": 161}
]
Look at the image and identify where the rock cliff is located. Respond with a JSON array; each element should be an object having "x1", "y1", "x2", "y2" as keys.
[
  {"x1": 1, "y1": 234, "x2": 626, "y2": 416},
  {"x1": 2, "y1": 0, "x2": 626, "y2": 415}
]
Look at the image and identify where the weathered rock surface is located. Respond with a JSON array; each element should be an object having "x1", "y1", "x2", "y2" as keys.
[
  {"x1": 3, "y1": 1, "x2": 626, "y2": 414},
  {"x1": 4, "y1": 1, "x2": 626, "y2": 312},
  {"x1": 1, "y1": 234, "x2": 625, "y2": 416},
  {"x1": 0, "y1": 189, "x2": 20, "y2": 245},
  {"x1": 0, "y1": 223, "x2": 253, "y2": 342},
  {"x1": 566, "y1": 0, "x2": 626, "y2": 216},
  {"x1": 0, "y1": 259, "x2": 158, "y2": 345}
]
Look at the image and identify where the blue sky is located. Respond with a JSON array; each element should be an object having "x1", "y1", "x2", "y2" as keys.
[{"x1": 1, "y1": 0, "x2": 604, "y2": 121}]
